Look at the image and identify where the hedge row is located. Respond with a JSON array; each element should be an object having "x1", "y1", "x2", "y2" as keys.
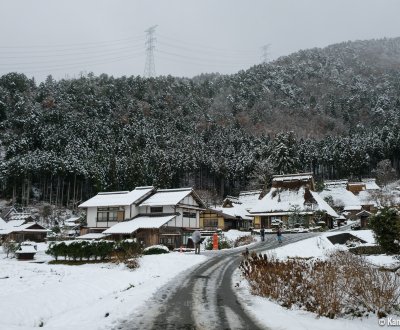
[{"x1": 46, "y1": 240, "x2": 142, "y2": 261}]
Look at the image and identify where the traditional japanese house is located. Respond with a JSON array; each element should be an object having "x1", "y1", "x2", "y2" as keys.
[
  {"x1": 101, "y1": 188, "x2": 206, "y2": 249},
  {"x1": 249, "y1": 173, "x2": 338, "y2": 229}
]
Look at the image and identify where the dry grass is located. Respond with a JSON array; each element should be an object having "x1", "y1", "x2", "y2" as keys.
[{"x1": 240, "y1": 251, "x2": 400, "y2": 318}]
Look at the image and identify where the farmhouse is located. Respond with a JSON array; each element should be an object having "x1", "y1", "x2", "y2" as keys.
[
  {"x1": 0, "y1": 219, "x2": 48, "y2": 242},
  {"x1": 78, "y1": 186, "x2": 155, "y2": 234},
  {"x1": 249, "y1": 173, "x2": 338, "y2": 229},
  {"x1": 200, "y1": 190, "x2": 261, "y2": 231},
  {"x1": 319, "y1": 180, "x2": 362, "y2": 219},
  {"x1": 80, "y1": 187, "x2": 206, "y2": 249}
]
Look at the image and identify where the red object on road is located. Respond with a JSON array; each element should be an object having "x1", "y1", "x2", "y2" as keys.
[{"x1": 213, "y1": 233, "x2": 219, "y2": 250}]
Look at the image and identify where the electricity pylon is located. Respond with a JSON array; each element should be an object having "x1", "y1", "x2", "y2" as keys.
[{"x1": 144, "y1": 25, "x2": 157, "y2": 77}]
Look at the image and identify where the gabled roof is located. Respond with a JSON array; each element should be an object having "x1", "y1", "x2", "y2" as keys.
[
  {"x1": 238, "y1": 190, "x2": 262, "y2": 209},
  {"x1": 103, "y1": 215, "x2": 176, "y2": 234},
  {"x1": 250, "y1": 186, "x2": 338, "y2": 217},
  {"x1": 212, "y1": 203, "x2": 253, "y2": 220},
  {"x1": 362, "y1": 178, "x2": 380, "y2": 190},
  {"x1": 272, "y1": 173, "x2": 315, "y2": 190},
  {"x1": 0, "y1": 222, "x2": 48, "y2": 235},
  {"x1": 140, "y1": 188, "x2": 206, "y2": 208},
  {"x1": 319, "y1": 185, "x2": 361, "y2": 211},
  {"x1": 79, "y1": 186, "x2": 155, "y2": 208}
]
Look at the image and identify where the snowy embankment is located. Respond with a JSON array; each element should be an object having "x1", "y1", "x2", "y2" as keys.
[
  {"x1": 0, "y1": 244, "x2": 207, "y2": 330},
  {"x1": 233, "y1": 230, "x2": 400, "y2": 330}
]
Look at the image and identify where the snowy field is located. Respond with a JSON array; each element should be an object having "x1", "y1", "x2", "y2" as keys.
[
  {"x1": 0, "y1": 244, "x2": 207, "y2": 330},
  {"x1": 234, "y1": 229, "x2": 400, "y2": 330}
]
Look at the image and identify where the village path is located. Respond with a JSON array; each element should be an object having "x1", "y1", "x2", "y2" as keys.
[{"x1": 115, "y1": 232, "x2": 317, "y2": 330}]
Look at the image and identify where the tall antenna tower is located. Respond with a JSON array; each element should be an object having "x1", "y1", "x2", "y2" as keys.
[
  {"x1": 144, "y1": 25, "x2": 157, "y2": 78},
  {"x1": 261, "y1": 44, "x2": 271, "y2": 63}
]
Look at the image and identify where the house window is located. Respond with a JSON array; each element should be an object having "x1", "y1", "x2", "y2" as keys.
[
  {"x1": 183, "y1": 211, "x2": 197, "y2": 218},
  {"x1": 150, "y1": 206, "x2": 163, "y2": 213},
  {"x1": 97, "y1": 207, "x2": 119, "y2": 222},
  {"x1": 203, "y1": 219, "x2": 218, "y2": 228}
]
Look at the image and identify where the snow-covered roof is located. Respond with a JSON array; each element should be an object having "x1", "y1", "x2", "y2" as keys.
[
  {"x1": 75, "y1": 233, "x2": 110, "y2": 240},
  {"x1": 324, "y1": 180, "x2": 348, "y2": 188},
  {"x1": 309, "y1": 191, "x2": 339, "y2": 218},
  {"x1": 103, "y1": 215, "x2": 176, "y2": 234},
  {"x1": 238, "y1": 190, "x2": 262, "y2": 209},
  {"x1": 272, "y1": 173, "x2": 313, "y2": 182},
  {"x1": 357, "y1": 190, "x2": 378, "y2": 207},
  {"x1": 362, "y1": 178, "x2": 380, "y2": 190},
  {"x1": 79, "y1": 186, "x2": 154, "y2": 208},
  {"x1": 64, "y1": 216, "x2": 81, "y2": 223},
  {"x1": 16, "y1": 243, "x2": 37, "y2": 254},
  {"x1": 0, "y1": 222, "x2": 48, "y2": 235},
  {"x1": 8, "y1": 213, "x2": 32, "y2": 221},
  {"x1": 250, "y1": 186, "x2": 338, "y2": 217},
  {"x1": 0, "y1": 217, "x2": 6, "y2": 228},
  {"x1": 213, "y1": 203, "x2": 252, "y2": 220},
  {"x1": 0, "y1": 219, "x2": 25, "y2": 230},
  {"x1": 319, "y1": 185, "x2": 361, "y2": 211},
  {"x1": 140, "y1": 188, "x2": 195, "y2": 207}
]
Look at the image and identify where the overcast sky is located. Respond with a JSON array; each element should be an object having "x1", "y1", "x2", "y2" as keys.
[{"x1": 0, "y1": 0, "x2": 399, "y2": 82}]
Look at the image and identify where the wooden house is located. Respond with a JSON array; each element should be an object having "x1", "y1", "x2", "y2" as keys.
[
  {"x1": 78, "y1": 186, "x2": 155, "y2": 234},
  {"x1": 100, "y1": 188, "x2": 206, "y2": 249},
  {"x1": 200, "y1": 190, "x2": 261, "y2": 231},
  {"x1": 249, "y1": 173, "x2": 338, "y2": 229},
  {"x1": 319, "y1": 180, "x2": 362, "y2": 219},
  {"x1": 0, "y1": 221, "x2": 48, "y2": 242}
]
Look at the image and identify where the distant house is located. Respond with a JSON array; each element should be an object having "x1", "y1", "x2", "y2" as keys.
[
  {"x1": 0, "y1": 220, "x2": 48, "y2": 242},
  {"x1": 249, "y1": 173, "x2": 338, "y2": 229},
  {"x1": 61, "y1": 216, "x2": 82, "y2": 237},
  {"x1": 80, "y1": 187, "x2": 206, "y2": 249},
  {"x1": 78, "y1": 186, "x2": 155, "y2": 234},
  {"x1": 320, "y1": 179, "x2": 380, "y2": 219},
  {"x1": 319, "y1": 180, "x2": 362, "y2": 219},
  {"x1": 200, "y1": 190, "x2": 261, "y2": 231}
]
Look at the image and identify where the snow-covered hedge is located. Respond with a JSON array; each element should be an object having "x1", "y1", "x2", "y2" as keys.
[{"x1": 143, "y1": 245, "x2": 170, "y2": 255}]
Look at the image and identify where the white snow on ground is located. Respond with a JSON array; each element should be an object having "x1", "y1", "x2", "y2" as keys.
[
  {"x1": 267, "y1": 230, "x2": 377, "y2": 260},
  {"x1": 222, "y1": 229, "x2": 253, "y2": 242},
  {"x1": 233, "y1": 229, "x2": 400, "y2": 330},
  {"x1": 0, "y1": 244, "x2": 207, "y2": 330}
]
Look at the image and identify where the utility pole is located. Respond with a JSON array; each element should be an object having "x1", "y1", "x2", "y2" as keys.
[
  {"x1": 144, "y1": 25, "x2": 157, "y2": 78},
  {"x1": 261, "y1": 44, "x2": 271, "y2": 63}
]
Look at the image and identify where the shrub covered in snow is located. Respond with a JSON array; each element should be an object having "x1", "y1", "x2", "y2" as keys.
[
  {"x1": 143, "y1": 245, "x2": 170, "y2": 255},
  {"x1": 1, "y1": 238, "x2": 18, "y2": 258},
  {"x1": 46, "y1": 240, "x2": 115, "y2": 261},
  {"x1": 240, "y1": 251, "x2": 400, "y2": 319}
]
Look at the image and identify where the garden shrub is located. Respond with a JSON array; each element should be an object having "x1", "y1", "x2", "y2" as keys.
[
  {"x1": 143, "y1": 245, "x2": 169, "y2": 255},
  {"x1": 205, "y1": 236, "x2": 232, "y2": 250}
]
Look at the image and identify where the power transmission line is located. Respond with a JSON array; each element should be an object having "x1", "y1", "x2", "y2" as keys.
[{"x1": 144, "y1": 25, "x2": 157, "y2": 78}]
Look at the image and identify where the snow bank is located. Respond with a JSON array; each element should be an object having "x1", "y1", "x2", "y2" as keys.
[
  {"x1": 0, "y1": 246, "x2": 207, "y2": 329},
  {"x1": 222, "y1": 229, "x2": 253, "y2": 242}
]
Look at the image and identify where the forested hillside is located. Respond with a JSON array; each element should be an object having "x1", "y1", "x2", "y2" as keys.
[{"x1": 1, "y1": 37, "x2": 400, "y2": 205}]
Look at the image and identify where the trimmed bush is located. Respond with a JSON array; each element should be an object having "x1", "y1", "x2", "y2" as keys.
[
  {"x1": 349, "y1": 245, "x2": 385, "y2": 255},
  {"x1": 143, "y1": 245, "x2": 169, "y2": 255}
]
